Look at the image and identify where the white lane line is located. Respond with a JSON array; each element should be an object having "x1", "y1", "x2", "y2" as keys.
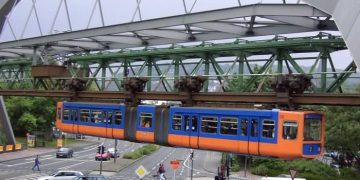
[
  {"x1": 60, "y1": 161, "x2": 86, "y2": 169},
  {"x1": 41, "y1": 155, "x2": 52, "y2": 158},
  {"x1": 7, "y1": 156, "x2": 55, "y2": 167},
  {"x1": 183, "y1": 152, "x2": 215, "y2": 176}
]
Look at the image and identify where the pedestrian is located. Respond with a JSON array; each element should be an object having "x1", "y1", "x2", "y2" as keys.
[
  {"x1": 32, "y1": 155, "x2": 40, "y2": 171},
  {"x1": 157, "y1": 163, "x2": 166, "y2": 180}
]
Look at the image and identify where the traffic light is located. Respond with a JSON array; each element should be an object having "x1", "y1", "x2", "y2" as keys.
[{"x1": 98, "y1": 145, "x2": 105, "y2": 154}]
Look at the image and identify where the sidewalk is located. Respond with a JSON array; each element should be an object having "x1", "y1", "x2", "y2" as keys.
[
  {"x1": 0, "y1": 139, "x2": 98, "y2": 163},
  {"x1": 202, "y1": 151, "x2": 263, "y2": 180}
]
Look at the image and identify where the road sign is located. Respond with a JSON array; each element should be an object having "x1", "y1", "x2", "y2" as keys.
[
  {"x1": 170, "y1": 160, "x2": 180, "y2": 170},
  {"x1": 289, "y1": 168, "x2": 298, "y2": 180},
  {"x1": 135, "y1": 165, "x2": 148, "y2": 178}
]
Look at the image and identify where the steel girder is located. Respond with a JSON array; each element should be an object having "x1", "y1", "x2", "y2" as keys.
[
  {"x1": 0, "y1": 34, "x2": 353, "y2": 93},
  {"x1": 304, "y1": 0, "x2": 360, "y2": 69},
  {"x1": 0, "y1": 4, "x2": 336, "y2": 61}
]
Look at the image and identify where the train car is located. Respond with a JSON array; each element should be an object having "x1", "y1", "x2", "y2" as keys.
[{"x1": 56, "y1": 102, "x2": 324, "y2": 159}]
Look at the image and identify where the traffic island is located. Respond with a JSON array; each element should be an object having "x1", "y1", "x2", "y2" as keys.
[{"x1": 93, "y1": 158, "x2": 136, "y2": 172}]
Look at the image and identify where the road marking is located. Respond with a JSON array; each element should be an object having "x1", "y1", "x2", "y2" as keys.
[
  {"x1": 183, "y1": 152, "x2": 215, "y2": 176},
  {"x1": 60, "y1": 161, "x2": 86, "y2": 169}
]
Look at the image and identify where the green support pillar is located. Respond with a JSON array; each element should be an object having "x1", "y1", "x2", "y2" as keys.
[
  {"x1": 147, "y1": 58, "x2": 152, "y2": 92},
  {"x1": 174, "y1": 57, "x2": 180, "y2": 90},
  {"x1": 101, "y1": 62, "x2": 107, "y2": 91},
  {"x1": 277, "y1": 59, "x2": 283, "y2": 74},
  {"x1": 321, "y1": 55, "x2": 327, "y2": 91},
  {"x1": 203, "y1": 58, "x2": 210, "y2": 92},
  {"x1": 238, "y1": 55, "x2": 245, "y2": 91}
]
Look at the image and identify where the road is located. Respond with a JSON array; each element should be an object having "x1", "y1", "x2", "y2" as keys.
[
  {"x1": 0, "y1": 138, "x2": 223, "y2": 180},
  {"x1": 0, "y1": 138, "x2": 142, "y2": 180}
]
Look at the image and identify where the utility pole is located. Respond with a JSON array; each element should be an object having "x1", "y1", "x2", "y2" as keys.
[
  {"x1": 244, "y1": 156, "x2": 248, "y2": 178},
  {"x1": 190, "y1": 149, "x2": 194, "y2": 180},
  {"x1": 114, "y1": 139, "x2": 118, "y2": 163}
]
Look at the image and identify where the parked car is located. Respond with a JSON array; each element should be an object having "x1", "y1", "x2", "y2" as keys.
[
  {"x1": 108, "y1": 148, "x2": 119, "y2": 158},
  {"x1": 37, "y1": 170, "x2": 83, "y2": 180},
  {"x1": 56, "y1": 147, "x2": 74, "y2": 158},
  {"x1": 72, "y1": 175, "x2": 107, "y2": 180},
  {"x1": 95, "y1": 151, "x2": 111, "y2": 161},
  {"x1": 76, "y1": 134, "x2": 86, "y2": 139}
]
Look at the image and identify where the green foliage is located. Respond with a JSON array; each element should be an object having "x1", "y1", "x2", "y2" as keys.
[
  {"x1": 321, "y1": 106, "x2": 360, "y2": 167},
  {"x1": 251, "y1": 164, "x2": 270, "y2": 176},
  {"x1": 4, "y1": 97, "x2": 56, "y2": 136},
  {"x1": 248, "y1": 158, "x2": 339, "y2": 179},
  {"x1": 123, "y1": 144, "x2": 159, "y2": 159},
  {"x1": 226, "y1": 64, "x2": 272, "y2": 92},
  {"x1": 339, "y1": 168, "x2": 360, "y2": 180}
]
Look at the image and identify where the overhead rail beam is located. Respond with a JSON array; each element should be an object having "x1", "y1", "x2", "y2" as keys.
[
  {"x1": 0, "y1": 90, "x2": 359, "y2": 106},
  {"x1": 0, "y1": 4, "x2": 336, "y2": 59},
  {"x1": 69, "y1": 35, "x2": 346, "y2": 63}
]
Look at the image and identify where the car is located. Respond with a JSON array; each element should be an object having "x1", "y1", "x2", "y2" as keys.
[
  {"x1": 95, "y1": 151, "x2": 111, "y2": 161},
  {"x1": 76, "y1": 134, "x2": 86, "y2": 139},
  {"x1": 56, "y1": 147, "x2": 74, "y2": 158},
  {"x1": 108, "y1": 148, "x2": 119, "y2": 158},
  {"x1": 72, "y1": 175, "x2": 107, "y2": 180},
  {"x1": 37, "y1": 170, "x2": 83, "y2": 180}
]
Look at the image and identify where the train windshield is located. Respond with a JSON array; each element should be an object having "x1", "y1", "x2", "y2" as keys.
[{"x1": 304, "y1": 115, "x2": 321, "y2": 141}]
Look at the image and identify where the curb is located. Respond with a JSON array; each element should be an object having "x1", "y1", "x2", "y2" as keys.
[{"x1": 115, "y1": 146, "x2": 160, "y2": 173}]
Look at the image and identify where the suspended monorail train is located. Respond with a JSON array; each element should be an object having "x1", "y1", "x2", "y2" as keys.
[{"x1": 56, "y1": 101, "x2": 324, "y2": 159}]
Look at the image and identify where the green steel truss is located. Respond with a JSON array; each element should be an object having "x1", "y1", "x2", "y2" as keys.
[{"x1": 0, "y1": 33, "x2": 355, "y2": 93}]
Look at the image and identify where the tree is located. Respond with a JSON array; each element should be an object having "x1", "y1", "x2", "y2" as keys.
[
  {"x1": 321, "y1": 106, "x2": 360, "y2": 168},
  {"x1": 226, "y1": 64, "x2": 272, "y2": 92},
  {"x1": 4, "y1": 97, "x2": 56, "y2": 136}
]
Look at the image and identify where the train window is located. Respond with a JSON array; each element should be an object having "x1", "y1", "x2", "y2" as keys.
[
  {"x1": 250, "y1": 119, "x2": 258, "y2": 137},
  {"x1": 240, "y1": 118, "x2": 248, "y2": 136},
  {"x1": 105, "y1": 111, "x2": 113, "y2": 124},
  {"x1": 80, "y1": 109, "x2": 90, "y2": 122},
  {"x1": 172, "y1": 114, "x2": 182, "y2": 130},
  {"x1": 262, "y1": 120, "x2": 275, "y2": 138},
  {"x1": 63, "y1": 109, "x2": 70, "y2": 121},
  {"x1": 71, "y1": 109, "x2": 78, "y2": 121},
  {"x1": 220, "y1": 117, "x2": 238, "y2": 135},
  {"x1": 201, "y1": 116, "x2": 218, "y2": 134},
  {"x1": 304, "y1": 118, "x2": 321, "y2": 141},
  {"x1": 114, "y1": 111, "x2": 122, "y2": 125},
  {"x1": 91, "y1": 110, "x2": 102, "y2": 123},
  {"x1": 140, "y1": 113, "x2": 152, "y2": 128},
  {"x1": 283, "y1": 121, "x2": 298, "y2": 140}
]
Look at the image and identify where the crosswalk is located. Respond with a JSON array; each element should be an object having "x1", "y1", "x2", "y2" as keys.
[{"x1": 6, "y1": 172, "x2": 49, "y2": 180}]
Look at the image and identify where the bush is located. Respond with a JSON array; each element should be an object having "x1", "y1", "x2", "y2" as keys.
[
  {"x1": 248, "y1": 157, "x2": 340, "y2": 179},
  {"x1": 251, "y1": 164, "x2": 270, "y2": 176},
  {"x1": 123, "y1": 144, "x2": 159, "y2": 159},
  {"x1": 339, "y1": 168, "x2": 360, "y2": 180}
]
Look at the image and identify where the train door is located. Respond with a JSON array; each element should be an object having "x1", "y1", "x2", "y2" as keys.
[
  {"x1": 239, "y1": 117, "x2": 249, "y2": 154},
  {"x1": 104, "y1": 111, "x2": 114, "y2": 138},
  {"x1": 248, "y1": 117, "x2": 260, "y2": 155},
  {"x1": 112, "y1": 110, "x2": 123, "y2": 138},
  {"x1": 184, "y1": 114, "x2": 199, "y2": 149},
  {"x1": 71, "y1": 109, "x2": 79, "y2": 134}
]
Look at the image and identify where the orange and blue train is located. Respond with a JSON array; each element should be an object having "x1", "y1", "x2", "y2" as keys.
[{"x1": 56, "y1": 101, "x2": 324, "y2": 159}]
